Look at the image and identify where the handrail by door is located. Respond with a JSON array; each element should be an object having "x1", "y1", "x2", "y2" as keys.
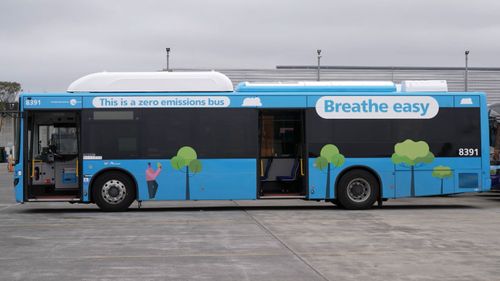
[{"x1": 31, "y1": 159, "x2": 42, "y2": 178}]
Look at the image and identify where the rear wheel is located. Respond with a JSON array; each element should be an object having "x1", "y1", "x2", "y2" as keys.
[
  {"x1": 337, "y1": 169, "x2": 379, "y2": 210},
  {"x1": 92, "y1": 172, "x2": 135, "y2": 212}
]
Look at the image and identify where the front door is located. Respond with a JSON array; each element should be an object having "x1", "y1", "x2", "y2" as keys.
[{"x1": 25, "y1": 111, "x2": 81, "y2": 201}]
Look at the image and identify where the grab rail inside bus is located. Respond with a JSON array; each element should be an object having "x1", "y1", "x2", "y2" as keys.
[
  {"x1": 300, "y1": 158, "x2": 305, "y2": 176},
  {"x1": 31, "y1": 159, "x2": 42, "y2": 178}
]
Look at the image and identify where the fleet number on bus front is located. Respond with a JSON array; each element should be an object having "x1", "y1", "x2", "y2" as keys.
[
  {"x1": 458, "y1": 148, "x2": 479, "y2": 156},
  {"x1": 25, "y1": 99, "x2": 41, "y2": 106}
]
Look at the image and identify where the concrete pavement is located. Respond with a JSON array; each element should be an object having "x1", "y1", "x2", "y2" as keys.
[{"x1": 0, "y1": 164, "x2": 500, "y2": 280}]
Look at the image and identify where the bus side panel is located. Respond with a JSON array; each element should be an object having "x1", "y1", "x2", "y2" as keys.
[
  {"x1": 308, "y1": 157, "x2": 484, "y2": 200},
  {"x1": 308, "y1": 158, "x2": 395, "y2": 200},
  {"x1": 189, "y1": 159, "x2": 257, "y2": 200},
  {"x1": 395, "y1": 157, "x2": 482, "y2": 196},
  {"x1": 84, "y1": 159, "x2": 257, "y2": 201}
]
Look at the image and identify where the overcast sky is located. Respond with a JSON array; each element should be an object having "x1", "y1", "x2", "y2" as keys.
[{"x1": 1, "y1": 0, "x2": 500, "y2": 91}]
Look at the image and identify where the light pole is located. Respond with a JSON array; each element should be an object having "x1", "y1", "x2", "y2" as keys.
[
  {"x1": 317, "y1": 49, "x2": 322, "y2": 81},
  {"x1": 166, "y1": 47, "x2": 171, "y2": 72},
  {"x1": 465, "y1": 50, "x2": 469, "y2": 91}
]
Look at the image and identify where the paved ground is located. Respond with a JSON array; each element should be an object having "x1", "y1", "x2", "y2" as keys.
[{"x1": 1, "y1": 164, "x2": 500, "y2": 280}]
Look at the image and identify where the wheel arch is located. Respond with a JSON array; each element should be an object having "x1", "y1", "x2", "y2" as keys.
[
  {"x1": 88, "y1": 167, "x2": 139, "y2": 203},
  {"x1": 334, "y1": 165, "x2": 383, "y2": 200}
]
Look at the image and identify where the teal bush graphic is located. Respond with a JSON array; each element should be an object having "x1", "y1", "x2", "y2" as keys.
[
  {"x1": 432, "y1": 166, "x2": 453, "y2": 194},
  {"x1": 314, "y1": 144, "x2": 345, "y2": 199},
  {"x1": 171, "y1": 146, "x2": 202, "y2": 200},
  {"x1": 391, "y1": 139, "x2": 434, "y2": 197}
]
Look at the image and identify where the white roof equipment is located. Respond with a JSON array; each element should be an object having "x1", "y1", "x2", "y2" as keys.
[
  {"x1": 67, "y1": 71, "x2": 233, "y2": 93},
  {"x1": 400, "y1": 80, "x2": 448, "y2": 92},
  {"x1": 236, "y1": 81, "x2": 396, "y2": 92},
  {"x1": 240, "y1": 81, "x2": 395, "y2": 87}
]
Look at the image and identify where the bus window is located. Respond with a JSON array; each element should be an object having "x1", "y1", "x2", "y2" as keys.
[
  {"x1": 307, "y1": 107, "x2": 480, "y2": 158},
  {"x1": 82, "y1": 108, "x2": 258, "y2": 159}
]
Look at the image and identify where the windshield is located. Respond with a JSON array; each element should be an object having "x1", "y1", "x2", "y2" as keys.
[
  {"x1": 49, "y1": 126, "x2": 78, "y2": 155},
  {"x1": 36, "y1": 125, "x2": 77, "y2": 156},
  {"x1": 52, "y1": 127, "x2": 78, "y2": 155}
]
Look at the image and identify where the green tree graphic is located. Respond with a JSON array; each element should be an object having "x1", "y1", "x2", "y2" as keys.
[
  {"x1": 391, "y1": 139, "x2": 434, "y2": 197},
  {"x1": 314, "y1": 144, "x2": 345, "y2": 199},
  {"x1": 171, "y1": 146, "x2": 202, "y2": 200},
  {"x1": 432, "y1": 166, "x2": 453, "y2": 194}
]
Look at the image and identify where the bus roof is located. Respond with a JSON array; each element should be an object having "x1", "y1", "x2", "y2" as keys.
[
  {"x1": 64, "y1": 71, "x2": 452, "y2": 94},
  {"x1": 67, "y1": 71, "x2": 234, "y2": 93}
]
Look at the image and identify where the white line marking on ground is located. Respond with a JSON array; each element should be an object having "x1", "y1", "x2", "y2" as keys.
[
  {"x1": 232, "y1": 200, "x2": 331, "y2": 281},
  {"x1": 0, "y1": 203, "x2": 20, "y2": 212}
]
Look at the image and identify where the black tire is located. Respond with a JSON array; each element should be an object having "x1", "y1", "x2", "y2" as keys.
[
  {"x1": 337, "y1": 169, "x2": 379, "y2": 210},
  {"x1": 92, "y1": 172, "x2": 136, "y2": 212}
]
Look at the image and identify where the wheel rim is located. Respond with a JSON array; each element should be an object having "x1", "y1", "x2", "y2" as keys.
[
  {"x1": 346, "y1": 178, "x2": 371, "y2": 203},
  {"x1": 101, "y1": 179, "x2": 127, "y2": 205}
]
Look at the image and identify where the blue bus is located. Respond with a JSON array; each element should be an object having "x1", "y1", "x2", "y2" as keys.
[{"x1": 13, "y1": 72, "x2": 491, "y2": 211}]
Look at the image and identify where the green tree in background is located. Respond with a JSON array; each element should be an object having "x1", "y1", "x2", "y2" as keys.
[
  {"x1": 171, "y1": 146, "x2": 202, "y2": 200},
  {"x1": 0, "y1": 81, "x2": 21, "y2": 133},
  {"x1": 391, "y1": 139, "x2": 434, "y2": 197},
  {"x1": 432, "y1": 166, "x2": 453, "y2": 194},
  {"x1": 314, "y1": 144, "x2": 345, "y2": 199}
]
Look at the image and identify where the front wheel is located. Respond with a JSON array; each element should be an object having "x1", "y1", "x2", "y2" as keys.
[
  {"x1": 92, "y1": 172, "x2": 136, "y2": 212},
  {"x1": 337, "y1": 169, "x2": 379, "y2": 210}
]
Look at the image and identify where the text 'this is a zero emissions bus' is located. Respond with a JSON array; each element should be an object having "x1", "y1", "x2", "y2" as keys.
[{"x1": 13, "y1": 72, "x2": 491, "y2": 211}]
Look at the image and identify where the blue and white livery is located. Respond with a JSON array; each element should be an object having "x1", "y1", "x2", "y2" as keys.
[{"x1": 13, "y1": 72, "x2": 491, "y2": 211}]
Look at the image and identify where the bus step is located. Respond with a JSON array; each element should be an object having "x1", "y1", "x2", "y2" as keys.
[
  {"x1": 259, "y1": 195, "x2": 306, "y2": 199},
  {"x1": 28, "y1": 196, "x2": 80, "y2": 202}
]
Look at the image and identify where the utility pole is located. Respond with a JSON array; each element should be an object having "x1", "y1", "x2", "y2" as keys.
[
  {"x1": 166, "y1": 47, "x2": 171, "y2": 71},
  {"x1": 317, "y1": 49, "x2": 322, "y2": 81},
  {"x1": 465, "y1": 50, "x2": 470, "y2": 91}
]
